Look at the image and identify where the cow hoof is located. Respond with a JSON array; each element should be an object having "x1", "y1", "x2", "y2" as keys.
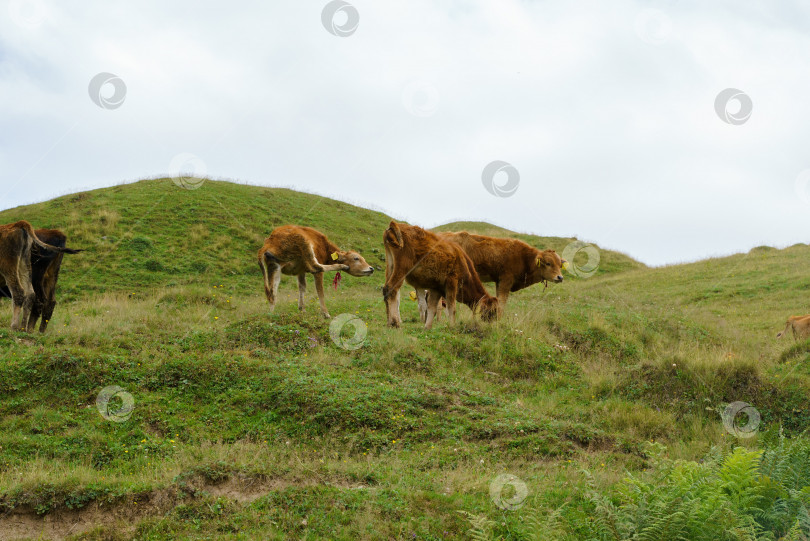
[{"x1": 322, "y1": 313, "x2": 332, "y2": 319}]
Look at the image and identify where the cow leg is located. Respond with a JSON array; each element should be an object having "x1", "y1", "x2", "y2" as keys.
[
  {"x1": 39, "y1": 297, "x2": 55, "y2": 333},
  {"x1": 5, "y1": 277, "x2": 25, "y2": 331},
  {"x1": 444, "y1": 282, "x2": 458, "y2": 325},
  {"x1": 382, "y1": 284, "x2": 402, "y2": 328},
  {"x1": 27, "y1": 297, "x2": 43, "y2": 333},
  {"x1": 297, "y1": 274, "x2": 307, "y2": 312},
  {"x1": 259, "y1": 257, "x2": 282, "y2": 311},
  {"x1": 14, "y1": 250, "x2": 35, "y2": 332},
  {"x1": 416, "y1": 289, "x2": 428, "y2": 323},
  {"x1": 382, "y1": 266, "x2": 407, "y2": 329},
  {"x1": 313, "y1": 272, "x2": 331, "y2": 319},
  {"x1": 495, "y1": 279, "x2": 513, "y2": 315},
  {"x1": 424, "y1": 290, "x2": 442, "y2": 330},
  {"x1": 11, "y1": 282, "x2": 35, "y2": 333}
]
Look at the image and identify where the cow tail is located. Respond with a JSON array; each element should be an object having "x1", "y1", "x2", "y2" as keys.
[{"x1": 20, "y1": 222, "x2": 82, "y2": 254}]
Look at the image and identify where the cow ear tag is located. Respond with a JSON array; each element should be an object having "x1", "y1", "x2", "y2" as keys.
[
  {"x1": 562, "y1": 261, "x2": 569, "y2": 271},
  {"x1": 331, "y1": 252, "x2": 339, "y2": 261}
]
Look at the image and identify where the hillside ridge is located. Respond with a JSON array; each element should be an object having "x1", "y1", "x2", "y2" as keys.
[{"x1": 0, "y1": 178, "x2": 642, "y2": 296}]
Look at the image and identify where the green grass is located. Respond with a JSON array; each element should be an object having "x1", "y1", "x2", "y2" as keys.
[{"x1": 0, "y1": 178, "x2": 809, "y2": 539}]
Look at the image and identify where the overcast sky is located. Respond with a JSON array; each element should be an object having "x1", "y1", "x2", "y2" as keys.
[{"x1": 1, "y1": 0, "x2": 809, "y2": 266}]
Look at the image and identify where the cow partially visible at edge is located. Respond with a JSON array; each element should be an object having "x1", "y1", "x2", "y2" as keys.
[{"x1": 0, "y1": 222, "x2": 82, "y2": 331}]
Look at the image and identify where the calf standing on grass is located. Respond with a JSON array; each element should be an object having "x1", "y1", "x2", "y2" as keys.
[
  {"x1": 258, "y1": 225, "x2": 374, "y2": 318},
  {"x1": 437, "y1": 231, "x2": 565, "y2": 310},
  {"x1": 413, "y1": 231, "x2": 565, "y2": 323},
  {"x1": 382, "y1": 220, "x2": 499, "y2": 329}
]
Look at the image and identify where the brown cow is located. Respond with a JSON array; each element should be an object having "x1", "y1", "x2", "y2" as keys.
[
  {"x1": 777, "y1": 315, "x2": 810, "y2": 341},
  {"x1": 382, "y1": 221, "x2": 499, "y2": 329},
  {"x1": 433, "y1": 231, "x2": 565, "y2": 313},
  {"x1": 258, "y1": 225, "x2": 374, "y2": 318},
  {"x1": 0, "y1": 221, "x2": 81, "y2": 331},
  {"x1": 0, "y1": 228, "x2": 77, "y2": 332}
]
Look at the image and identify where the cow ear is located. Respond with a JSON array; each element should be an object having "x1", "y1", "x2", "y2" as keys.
[
  {"x1": 535, "y1": 256, "x2": 547, "y2": 268},
  {"x1": 387, "y1": 221, "x2": 404, "y2": 248}
]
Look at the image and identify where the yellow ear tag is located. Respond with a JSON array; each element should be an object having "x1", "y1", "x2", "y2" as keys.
[
  {"x1": 562, "y1": 261, "x2": 569, "y2": 271},
  {"x1": 409, "y1": 291, "x2": 417, "y2": 301},
  {"x1": 331, "y1": 252, "x2": 339, "y2": 261}
]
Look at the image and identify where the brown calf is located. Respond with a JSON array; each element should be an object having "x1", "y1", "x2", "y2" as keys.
[
  {"x1": 258, "y1": 225, "x2": 374, "y2": 318},
  {"x1": 777, "y1": 315, "x2": 810, "y2": 341},
  {"x1": 382, "y1": 221, "x2": 499, "y2": 329},
  {"x1": 436, "y1": 231, "x2": 565, "y2": 312},
  {"x1": 0, "y1": 221, "x2": 81, "y2": 331}
]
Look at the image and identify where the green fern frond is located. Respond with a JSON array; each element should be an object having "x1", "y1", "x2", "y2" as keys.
[{"x1": 457, "y1": 510, "x2": 498, "y2": 541}]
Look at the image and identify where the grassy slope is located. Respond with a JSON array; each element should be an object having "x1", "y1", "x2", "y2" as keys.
[{"x1": 0, "y1": 179, "x2": 808, "y2": 540}]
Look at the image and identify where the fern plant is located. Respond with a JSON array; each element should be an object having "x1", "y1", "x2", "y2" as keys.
[{"x1": 462, "y1": 434, "x2": 810, "y2": 540}]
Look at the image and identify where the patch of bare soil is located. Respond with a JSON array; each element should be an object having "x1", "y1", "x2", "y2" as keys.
[
  {"x1": 0, "y1": 487, "x2": 177, "y2": 541},
  {"x1": 0, "y1": 475, "x2": 368, "y2": 540}
]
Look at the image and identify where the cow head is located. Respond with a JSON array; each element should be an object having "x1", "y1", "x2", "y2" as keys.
[
  {"x1": 535, "y1": 250, "x2": 564, "y2": 284},
  {"x1": 478, "y1": 296, "x2": 500, "y2": 321},
  {"x1": 333, "y1": 250, "x2": 374, "y2": 276}
]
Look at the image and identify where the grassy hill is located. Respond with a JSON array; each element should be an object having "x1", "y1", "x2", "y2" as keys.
[
  {"x1": 0, "y1": 180, "x2": 636, "y2": 301},
  {"x1": 0, "y1": 179, "x2": 809, "y2": 540}
]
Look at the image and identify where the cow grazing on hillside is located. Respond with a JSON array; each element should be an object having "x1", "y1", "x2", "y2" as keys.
[
  {"x1": 777, "y1": 315, "x2": 810, "y2": 341},
  {"x1": 382, "y1": 221, "x2": 499, "y2": 329},
  {"x1": 0, "y1": 222, "x2": 81, "y2": 331},
  {"x1": 433, "y1": 231, "x2": 565, "y2": 313},
  {"x1": 258, "y1": 225, "x2": 374, "y2": 318}
]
